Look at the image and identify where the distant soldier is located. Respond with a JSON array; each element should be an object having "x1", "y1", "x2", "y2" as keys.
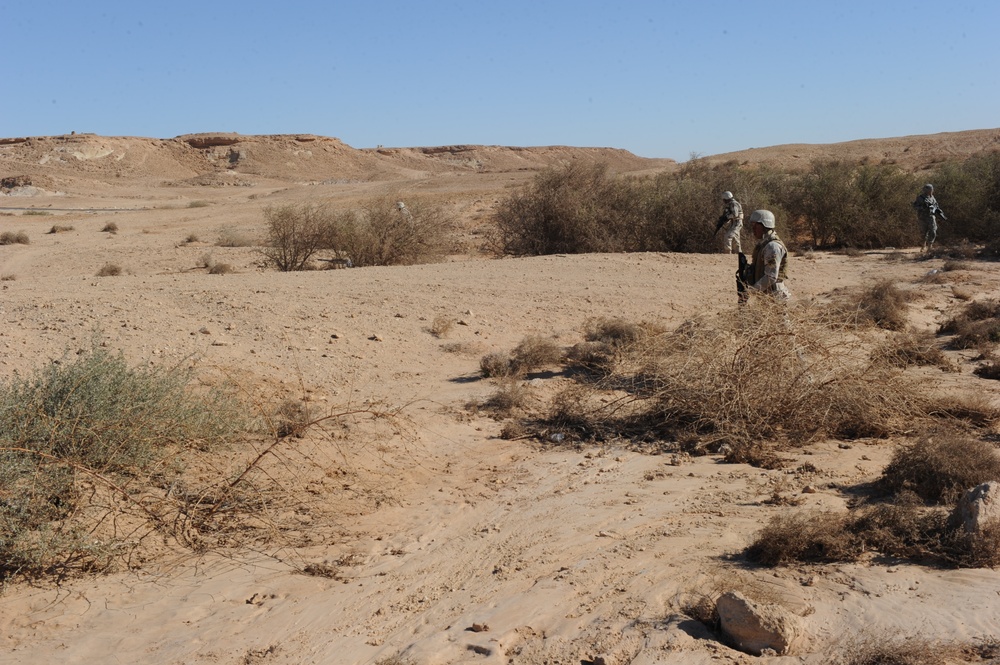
[
  {"x1": 715, "y1": 191, "x2": 743, "y2": 253},
  {"x1": 396, "y1": 201, "x2": 413, "y2": 225},
  {"x1": 738, "y1": 210, "x2": 790, "y2": 303},
  {"x1": 912, "y1": 183, "x2": 946, "y2": 252}
]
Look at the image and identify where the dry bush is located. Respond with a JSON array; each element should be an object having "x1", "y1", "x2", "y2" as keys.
[
  {"x1": 939, "y1": 299, "x2": 1000, "y2": 349},
  {"x1": 744, "y1": 511, "x2": 862, "y2": 565},
  {"x1": 428, "y1": 315, "x2": 454, "y2": 339},
  {"x1": 510, "y1": 335, "x2": 563, "y2": 374},
  {"x1": 951, "y1": 286, "x2": 974, "y2": 301},
  {"x1": 942, "y1": 259, "x2": 973, "y2": 272},
  {"x1": 323, "y1": 196, "x2": 454, "y2": 267},
  {"x1": 101, "y1": 222, "x2": 118, "y2": 234},
  {"x1": 47, "y1": 224, "x2": 74, "y2": 233},
  {"x1": 844, "y1": 279, "x2": 912, "y2": 330},
  {"x1": 216, "y1": 228, "x2": 255, "y2": 247},
  {"x1": 271, "y1": 399, "x2": 316, "y2": 438},
  {"x1": 260, "y1": 203, "x2": 331, "y2": 271},
  {"x1": 208, "y1": 263, "x2": 235, "y2": 275},
  {"x1": 1, "y1": 274, "x2": 15, "y2": 281},
  {"x1": 480, "y1": 352, "x2": 516, "y2": 378},
  {"x1": 184, "y1": 233, "x2": 200, "y2": 244},
  {"x1": 96, "y1": 263, "x2": 123, "y2": 277},
  {"x1": 482, "y1": 380, "x2": 531, "y2": 415},
  {"x1": 0, "y1": 230, "x2": 29, "y2": 245},
  {"x1": 832, "y1": 635, "x2": 969, "y2": 665},
  {"x1": 872, "y1": 330, "x2": 954, "y2": 371},
  {"x1": 440, "y1": 341, "x2": 484, "y2": 356},
  {"x1": 878, "y1": 432, "x2": 1000, "y2": 504},
  {"x1": 551, "y1": 303, "x2": 926, "y2": 450}
]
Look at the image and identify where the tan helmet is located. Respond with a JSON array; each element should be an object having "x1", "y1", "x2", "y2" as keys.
[
  {"x1": 923, "y1": 183, "x2": 934, "y2": 192},
  {"x1": 749, "y1": 209, "x2": 776, "y2": 229},
  {"x1": 722, "y1": 191, "x2": 734, "y2": 201}
]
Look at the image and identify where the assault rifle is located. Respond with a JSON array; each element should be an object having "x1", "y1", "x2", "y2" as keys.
[
  {"x1": 714, "y1": 213, "x2": 728, "y2": 235},
  {"x1": 736, "y1": 252, "x2": 752, "y2": 304}
]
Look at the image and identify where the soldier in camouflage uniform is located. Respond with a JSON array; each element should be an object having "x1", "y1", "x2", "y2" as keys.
[
  {"x1": 717, "y1": 191, "x2": 743, "y2": 253},
  {"x1": 912, "y1": 184, "x2": 946, "y2": 252},
  {"x1": 741, "y1": 209, "x2": 790, "y2": 302}
]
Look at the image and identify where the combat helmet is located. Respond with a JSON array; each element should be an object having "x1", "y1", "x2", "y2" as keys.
[
  {"x1": 749, "y1": 210, "x2": 776, "y2": 229},
  {"x1": 722, "y1": 191, "x2": 734, "y2": 200}
]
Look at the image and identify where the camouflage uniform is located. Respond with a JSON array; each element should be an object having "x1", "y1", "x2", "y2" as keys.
[
  {"x1": 912, "y1": 186, "x2": 944, "y2": 251},
  {"x1": 720, "y1": 197, "x2": 744, "y2": 253},
  {"x1": 749, "y1": 230, "x2": 790, "y2": 301}
]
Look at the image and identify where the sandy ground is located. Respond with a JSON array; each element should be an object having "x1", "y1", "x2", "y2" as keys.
[{"x1": 1, "y1": 133, "x2": 999, "y2": 664}]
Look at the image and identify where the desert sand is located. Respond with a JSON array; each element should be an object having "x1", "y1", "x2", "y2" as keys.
[{"x1": 0, "y1": 131, "x2": 999, "y2": 664}]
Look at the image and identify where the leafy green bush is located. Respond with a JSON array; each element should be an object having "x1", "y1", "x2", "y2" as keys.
[
  {"x1": 931, "y1": 151, "x2": 1000, "y2": 244},
  {"x1": 0, "y1": 346, "x2": 246, "y2": 580}
]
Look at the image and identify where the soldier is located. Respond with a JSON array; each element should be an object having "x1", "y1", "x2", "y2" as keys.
[
  {"x1": 715, "y1": 191, "x2": 743, "y2": 253},
  {"x1": 739, "y1": 209, "x2": 790, "y2": 303},
  {"x1": 396, "y1": 201, "x2": 414, "y2": 225},
  {"x1": 912, "y1": 184, "x2": 946, "y2": 252}
]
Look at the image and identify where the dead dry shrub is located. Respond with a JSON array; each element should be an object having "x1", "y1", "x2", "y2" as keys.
[
  {"x1": 939, "y1": 299, "x2": 1000, "y2": 350},
  {"x1": 260, "y1": 203, "x2": 331, "y2": 271},
  {"x1": 551, "y1": 302, "x2": 925, "y2": 450},
  {"x1": 101, "y1": 222, "x2": 118, "y2": 234},
  {"x1": 878, "y1": 432, "x2": 1000, "y2": 504},
  {"x1": 482, "y1": 380, "x2": 531, "y2": 415},
  {"x1": 428, "y1": 314, "x2": 454, "y2": 338},
  {"x1": 510, "y1": 335, "x2": 563, "y2": 373},
  {"x1": 974, "y1": 362, "x2": 1000, "y2": 380},
  {"x1": 323, "y1": 196, "x2": 454, "y2": 267},
  {"x1": 47, "y1": 224, "x2": 74, "y2": 233},
  {"x1": 208, "y1": 263, "x2": 235, "y2": 275},
  {"x1": 216, "y1": 228, "x2": 255, "y2": 247},
  {"x1": 0, "y1": 230, "x2": 29, "y2": 245},
  {"x1": 744, "y1": 511, "x2": 862, "y2": 565},
  {"x1": 480, "y1": 352, "x2": 516, "y2": 379},
  {"x1": 832, "y1": 635, "x2": 968, "y2": 665},
  {"x1": 950, "y1": 286, "x2": 974, "y2": 301},
  {"x1": 95, "y1": 263, "x2": 123, "y2": 277},
  {"x1": 846, "y1": 279, "x2": 913, "y2": 330},
  {"x1": 872, "y1": 330, "x2": 954, "y2": 371}
]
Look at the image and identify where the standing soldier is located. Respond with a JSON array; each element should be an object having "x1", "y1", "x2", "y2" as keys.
[
  {"x1": 738, "y1": 209, "x2": 790, "y2": 303},
  {"x1": 912, "y1": 184, "x2": 946, "y2": 252},
  {"x1": 396, "y1": 201, "x2": 414, "y2": 225},
  {"x1": 715, "y1": 191, "x2": 743, "y2": 254}
]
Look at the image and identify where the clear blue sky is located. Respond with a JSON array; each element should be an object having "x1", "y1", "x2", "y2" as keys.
[{"x1": 3, "y1": 1, "x2": 997, "y2": 160}]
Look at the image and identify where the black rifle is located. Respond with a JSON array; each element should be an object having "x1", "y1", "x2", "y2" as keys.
[
  {"x1": 714, "y1": 213, "x2": 728, "y2": 234},
  {"x1": 736, "y1": 252, "x2": 751, "y2": 303}
]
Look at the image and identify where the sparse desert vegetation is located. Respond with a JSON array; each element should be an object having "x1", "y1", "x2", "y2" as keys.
[{"x1": 2, "y1": 130, "x2": 1000, "y2": 663}]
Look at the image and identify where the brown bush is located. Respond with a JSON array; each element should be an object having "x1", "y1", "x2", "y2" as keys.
[
  {"x1": 872, "y1": 330, "x2": 953, "y2": 371},
  {"x1": 510, "y1": 335, "x2": 563, "y2": 374},
  {"x1": 744, "y1": 511, "x2": 862, "y2": 565},
  {"x1": 939, "y1": 299, "x2": 1000, "y2": 350},
  {"x1": 480, "y1": 352, "x2": 516, "y2": 378},
  {"x1": 208, "y1": 263, "x2": 235, "y2": 275},
  {"x1": 47, "y1": 224, "x2": 74, "y2": 233},
  {"x1": 0, "y1": 231, "x2": 29, "y2": 245},
  {"x1": 850, "y1": 279, "x2": 913, "y2": 331},
  {"x1": 101, "y1": 222, "x2": 118, "y2": 234},
  {"x1": 482, "y1": 380, "x2": 531, "y2": 415},
  {"x1": 878, "y1": 432, "x2": 1000, "y2": 504},
  {"x1": 260, "y1": 203, "x2": 331, "y2": 271},
  {"x1": 95, "y1": 263, "x2": 123, "y2": 277}
]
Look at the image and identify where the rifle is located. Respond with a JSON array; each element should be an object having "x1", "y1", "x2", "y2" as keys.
[
  {"x1": 714, "y1": 213, "x2": 728, "y2": 235},
  {"x1": 736, "y1": 252, "x2": 751, "y2": 304}
]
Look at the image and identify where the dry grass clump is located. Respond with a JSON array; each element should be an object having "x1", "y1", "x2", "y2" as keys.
[
  {"x1": 208, "y1": 262, "x2": 235, "y2": 275},
  {"x1": 939, "y1": 299, "x2": 1000, "y2": 350},
  {"x1": 101, "y1": 222, "x2": 118, "y2": 234},
  {"x1": 877, "y1": 432, "x2": 1000, "y2": 504},
  {"x1": 184, "y1": 233, "x2": 201, "y2": 244},
  {"x1": 95, "y1": 263, "x2": 123, "y2": 277},
  {"x1": 831, "y1": 635, "x2": 972, "y2": 665},
  {"x1": 216, "y1": 228, "x2": 255, "y2": 247},
  {"x1": 47, "y1": 224, "x2": 75, "y2": 233},
  {"x1": 482, "y1": 380, "x2": 531, "y2": 415},
  {"x1": 480, "y1": 336, "x2": 563, "y2": 378},
  {"x1": 974, "y1": 362, "x2": 1000, "y2": 380},
  {"x1": 566, "y1": 317, "x2": 664, "y2": 375},
  {"x1": 872, "y1": 330, "x2": 954, "y2": 371},
  {"x1": 744, "y1": 511, "x2": 862, "y2": 565},
  {"x1": 0, "y1": 230, "x2": 30, "y2": 245},
  {"x1": 846, "y1": 279, "x2": 913, "y2": 330}
]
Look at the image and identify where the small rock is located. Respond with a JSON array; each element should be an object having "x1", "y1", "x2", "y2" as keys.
[
  {"x1": 802, "y1": 485, "x2": 817, "y2": 494},
  {"x1": 468, "y1": 623, "x2": 489, "y2": 633},
  {"x1": 716, "y1": 591, "x2": 804, "y2": 656},
  {"x1": 368, "y1": 334, "x2": 382, "y2": 342}
]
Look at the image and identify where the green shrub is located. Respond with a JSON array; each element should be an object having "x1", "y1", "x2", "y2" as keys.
[
  {"x1": 0, "y1": 346, "x2": 246, "y2": 580},
  {"x1": 931, "y1": 151, "x2": 1000, "y2": 244}
]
